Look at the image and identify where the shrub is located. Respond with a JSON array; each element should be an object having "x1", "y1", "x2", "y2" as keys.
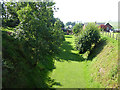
[
  {"x1": 64, "y1": 32, "x2": 67, "y2": 35},
  {"x1": 75, "y1": 23, "x2": 100, "y2": 54},
  {"x1": 73, "y1": 23, "x2": 83, "y2": 35}
]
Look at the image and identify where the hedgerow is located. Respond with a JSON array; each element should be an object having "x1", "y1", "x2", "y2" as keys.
[{"x1": 2, "y1": 2, "x2": 64, "y2": 88}]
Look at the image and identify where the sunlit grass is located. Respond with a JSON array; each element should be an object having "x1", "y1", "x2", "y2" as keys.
[
  {"x1": 90, "y1": 36, "x2": 118, "y2": 88},
  {"x1": 50, "y1": 34, "x2": 118, "y2": 88},
  {"x1": 50, "y1": 35, "x2": 102, "y2": 88}
]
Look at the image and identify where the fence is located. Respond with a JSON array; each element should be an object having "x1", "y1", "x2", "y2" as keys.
[{"x1": 100, "y1": 31, "x2": 120, "y2": 40}]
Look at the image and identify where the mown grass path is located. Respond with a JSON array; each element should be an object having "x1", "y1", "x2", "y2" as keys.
[{"x1": 50, "y1": 35, "x2": 101, "y2": 88}]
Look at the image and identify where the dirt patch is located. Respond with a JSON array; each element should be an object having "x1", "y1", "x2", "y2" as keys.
[{"x1": 99, "y1": 68, "x2": 105, "y2": 74}]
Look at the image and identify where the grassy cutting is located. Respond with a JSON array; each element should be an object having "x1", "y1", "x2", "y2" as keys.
[
  {"x1": 50, "y1": 34, "x2": 118, "y2": 88},
  {"x1": 50, "y1": 35, "x2": 102, "y2": 88}
]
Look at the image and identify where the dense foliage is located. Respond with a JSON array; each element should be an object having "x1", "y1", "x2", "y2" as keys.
[
  {"x1": 72, "y1": 23, "x2": 83, "y2": 35},
  {"x1": 66, "y1": 22, "x2": 76, "y2": 27},
  {"x1": 75, "y1": 23, "x2": 100, "y2": 54},
  {"x1": 53, "y1": 19, "x2": 65, "y2": 42},
  {"x1": 2, "y1": 1, "x2": 65, "y2": 88},
  {"x1": 3, "y1": 31, "x2": 54, "y2": 88}
]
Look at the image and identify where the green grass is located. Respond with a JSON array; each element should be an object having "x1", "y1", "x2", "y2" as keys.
[
  {"x1": 50, "y1": 34, "x2": 118, "y2": 88},
  {"x1": 50, "y1": 35, "x2": 102, "y2": 88},
  {"x1": 90, "y1": 35, "x2": 118, "y2": 88}
]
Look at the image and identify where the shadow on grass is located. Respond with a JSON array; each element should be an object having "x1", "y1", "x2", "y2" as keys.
[
  {"x1": 51, "y1": 81, "x2": 62, "y2": 87},
  {"x1": 48, "y1": 77, "x2": 62, "y2": 88},
  {"x1": 56, "y1": 40, "x2": 85, "y2": 62},
  {"x1": 87, "y1": 38, "x2": 107, "y2": 60},
  {"x1": 56, "y1": 36, "x2": 107, "y2": 62},
  {"x1": 65, "y1": 36, "x2": 72, "y2": 38}
]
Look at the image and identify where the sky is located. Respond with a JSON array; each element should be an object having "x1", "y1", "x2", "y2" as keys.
[{"x1": 53, "y1": 0, "x2": 119, "y2": 24}]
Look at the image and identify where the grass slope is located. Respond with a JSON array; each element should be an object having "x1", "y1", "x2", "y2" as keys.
[{"x1": 89, "y1": 35, "x2": 118, "y2": 88}]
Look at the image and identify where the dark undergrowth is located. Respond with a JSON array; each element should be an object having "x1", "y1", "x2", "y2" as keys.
[{"x1": 2, "y1": 31, "x2": 61, "y2": 88}]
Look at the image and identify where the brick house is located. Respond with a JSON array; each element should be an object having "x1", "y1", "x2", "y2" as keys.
[
  {"x1": 99, "y1": 23, "x2": 113, "y2": 32},
  {"x1": 104, "y1": 23, "x2": 113, "y2": 31}
]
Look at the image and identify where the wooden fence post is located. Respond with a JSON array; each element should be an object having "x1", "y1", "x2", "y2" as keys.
[
  {"x1": 116, "y1": 34, "x2": 118, "y2": 40},
  {"x1": 118, "y1": 33, "x2": 120, "y2": 40},
  {"x1": 113, "y1": 33, "x2": 114, "y2": 38}
]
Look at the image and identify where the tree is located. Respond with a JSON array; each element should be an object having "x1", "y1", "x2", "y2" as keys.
[
  {"x1": 71, "y1": 22, "x2": 76, "y2": 27},
  {"x1": 2, "y1": 1, "x2": 65, "y2": 88},
  {"x1": 72, "y1": 23, "x2": 83, "y2": 35},
  {"x1": 75, "y1": 23, "x2": 100, "y2": 54},
  {"x1": 2, "y1": 2, "x2": 28, "y2": 27},
  {"x1": 66, "y1": 21, "x2": 76, "y2": 28},
  {"x1": 55, "y1": 18, "x2": 64, "y2": 28},
  {"x1": 16, "y1": 2, "x2": 62, "y2": 66},
  {"x1": 53, "y1": 19, "x2": 65, "y2": 42},
  {"x1": 66, "y1": 22, "x2": 72, "y2": 26}
]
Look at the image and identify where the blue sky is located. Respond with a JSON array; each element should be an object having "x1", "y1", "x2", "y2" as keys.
[{"x1": 54, "y1": 0, "x2": 119, "y2": 24}]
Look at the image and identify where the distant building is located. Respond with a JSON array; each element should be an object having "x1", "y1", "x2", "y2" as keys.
[
  {"x1": 99, "y1": 23, "x2": 113, "y2": 32},
  {"x1": 104, "y1": 23, "x2": 113, "y2": 31},
  {"x1": 83, "y1": 22, "x2": 113, "y2": 32}
]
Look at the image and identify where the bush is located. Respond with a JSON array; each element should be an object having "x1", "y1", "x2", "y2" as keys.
[
  {"x1": 73, "y1": 23, "x2": 83, "y2": 35},
  {"x1": 75, "y1": 23, "x2": 100, "y2": 54},
  {"x1": 64, "y1": 32, "x2": 67, "y2": 35}
]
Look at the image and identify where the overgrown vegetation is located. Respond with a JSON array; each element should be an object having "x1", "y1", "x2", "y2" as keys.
[
  {"x1": 89, "y1": 35, "x2": 118, "y2": 88},
  {"x1": 2, "y1": 31, "x2": 55, "y2": 88},
  {"x1": 72, "y1": 23, "x2": 83, "y2": 35},
  {"x1": 2, "y1": 1, "x2": 64, "y2": 88},
  {"x1": 75, "y1": 23, "x2": 100, "y2": 54}
]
